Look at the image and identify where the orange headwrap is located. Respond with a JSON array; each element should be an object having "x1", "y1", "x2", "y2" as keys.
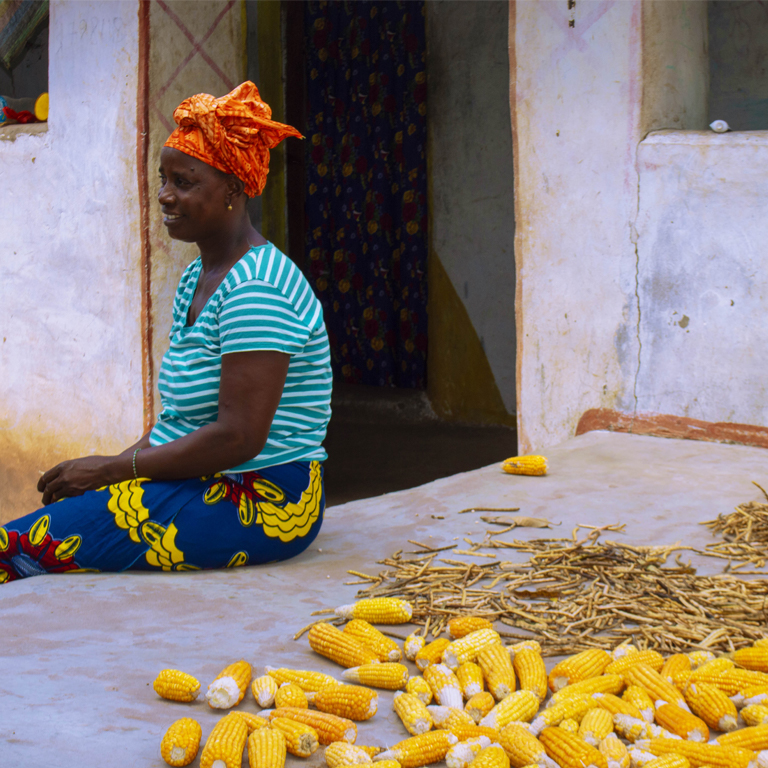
[{"x1": 164, "y1": 82, "x2": 303, "y2": 197}]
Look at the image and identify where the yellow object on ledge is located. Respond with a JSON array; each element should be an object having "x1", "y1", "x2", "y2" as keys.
[
  {"x1": 501, "y1": 455, "x2": 548, "y2": 476},
  {"x1": 34, "y1": 92, "x2": 48, "y2": 121}
]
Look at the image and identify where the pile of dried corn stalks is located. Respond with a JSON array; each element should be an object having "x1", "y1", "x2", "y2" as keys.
[{"x1": 345, "y1": 511, "x2": 768, "y2": 657}]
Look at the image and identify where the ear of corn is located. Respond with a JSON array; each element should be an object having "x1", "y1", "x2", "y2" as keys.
[
  {"x1": 623, "y1": 685, "x2": 655, "y2": 723},
  {"x1": 482, "y1": 690, "x2": 542, "y2": 731},
  {"x1": 199, "y1": 712, "x2": 249, "y2": 768},
  {"x1": 558, "y1": 718, "x2": 579, "y2": 734},
  {"x1": 598, "y1": 733, "x2": 629, "y2": 768},
  {"x1": 679, "y1": 668, "x2": 768, "y2": 696},
  {"x1": 449, "y1": 617, "x2": 495, "y2": 639},
  {"x1": 741, "y1": 685, "x2": 768, "y2": 709},
  {"x1": 344, "y1": 619, "x2": 403, "y2": 662},
  {"x1": 269, "y1": 716, "x2": 320, "y2": 757},
  {"x1": 443, "y1": 629, "x2": 503, "y2": 670},
  {"x1": 513, "y1": 648, "x2": 548, "y2": 701},
  {"x1": 529, "y1": 693, "x2": 594, "y2": 736},
  {"x1": 370, "y1": 762, "x2": 403, "y2": 768},
  {"x1": 538, "y1": 726, "x2": 609, "y2": 768},
  {"x1": 465, "y1": 691, "x2": 496, "y2": 724},
  {"x1": 269, "y1": 706, "x2": 357, "y2": 745},
  {"x1": 206, "y1": 660, "x2": 251, "y2": 709},
  {"x1": 445, "y1": 736, "x2": 492, "y2": 768},
  {"x1": 612, "y1": 714, "x2": 679, "y2": 743},
  {"x1": 683, "y1": 682, "x2": 739, "y2": 732},
  {"x1": 233, "y1": 711, "x2": 270, "y2": 733},
  {"x1": 735, "y1": 647, "x2": 768, "y2": 673},
  {"x1": 375, "y1": 730, "x2": 459, "y2": 768},
  {"x1": 356, "y1": 744, "x2": 385, "y2": 758},
  {"x1": 507, "y1": 640, "x2": 542, "y2": 657},
  {"x1": 457, "y1": 662, "x2": 485, "y2": 698},
  {"x1": 653, "y1": 702, "x2": 708, "y2": 742},
  {"x1": 415, "y1": 638, "x2": 451, "y2": 672},
  {"x1": 160, "y1": 718, "x2": 202, "y2": 767},
  {"x1": 633, "y1": 737, "x2": 757, "y2": 768},
  {"x1": 313, "y1": 684, "x2": 379, "y2": 721},
  {"x1": 742, "y1": 703, "x2": 768, "y2": 726},
  {"x1": 406, "y1": 676, "x2": 434, "y2": 705},
  {"x1": 659, "y1": 655, "x2": 691, "y2": 684},
  {"x1": 265, "y1": 665, "x2": 340, "y2": 692},
  {"x1": 692, "y1": 657, "x2": 734, "y2": 678},
  {"x1": 343, "y1": 663, "x2": 409, "y2": 690},
  {"x1": 467, "y1": 745, "x2": 510, "y2": 768},
  {"x1": 716, "y1": 722, "x2": 768, "y2": 750},
  {"x1": 394, "y1": 692, "x2": 434, "y2": 735},
  {"x1": 642, "y1": 757, "x2": 691, "y2": 768},
  {"x1": 610, "y1": 643, "x2": 638, "y2": 661},
  {"x1": 548, "y1": 649, "x2": 611, "y2": 692},
  {"x1": 309, "y1": 623, "x2": 381, "y2": 668},
  {"x1": 424, "y1": 664, "x2": 464, "y2": 709},
  {"x1": 325, "y1": 741, "x2": 373, "y2": 767},
  {"x1": 605, "y1": 651, "x2": 665, "y2": 677},
  {"x1": 551, "y1": 675, "x2": 625, "y2": 704},
  {"x1": 501, "y1": 456, "x2": 548, "y2": 476},
  {"x1": 247, "y1": 728, "x2": 287, "y2": 768},
  {"x1": 275, "y1": 682, "x2": 309, "y2": 709},
  {"x1": 446, "y1": 723, "x2": 501, "y2": 743},
  {"x1": 578, "y1": 708, "x2": 614, "y2": 747},
  {"x1": 427, "y1": 705, "x2": 476, "y2": 732},
  {"x1": 590, "y1": 692, "x2": 643, "y2": 720},
  {"x1": 252, "y1": 674, "x2": 279, "y2": 707},
  {"x1": 335, "y1": 598, "x2": 413, "y2": 624},
  {"x1": 622, "y1": 664, "x2": 690, "y2": 712},
  {"x1": 497, "y1": 722, "x2": 558, "y2": 768},
  {"x1": 478, "y1": 644, "x2": 517, "y2": 701},
  {"x1": 154, "y1": 670, "x2": 201, "y2": 703},
  {"x1": 405, "y1": 633, "x2": 427, "y2": 662}
]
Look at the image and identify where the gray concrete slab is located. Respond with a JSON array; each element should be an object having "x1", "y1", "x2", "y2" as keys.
[{"x1": 1, "y1": 431, "x2": 767, "y2": 767}]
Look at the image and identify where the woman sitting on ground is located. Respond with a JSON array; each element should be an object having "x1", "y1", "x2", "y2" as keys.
[{"x1": 0, "y1": 83, "x2": 331, "y2": 582}]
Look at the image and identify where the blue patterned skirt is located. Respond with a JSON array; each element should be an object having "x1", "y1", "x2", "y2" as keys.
[{"x1": 0, "y1": 461, "x2": 324, "y2": 583}]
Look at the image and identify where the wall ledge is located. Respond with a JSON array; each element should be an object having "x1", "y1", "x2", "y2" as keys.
[
  {"x1": 643, "y1": 129, "x2": 768, "y2": 147},
  {"x1": 0, "y1": 122, "x2": 48, "y2": 143},
  {"x1": 576, "y1": 408, "x2": 768, "y2": 450}
]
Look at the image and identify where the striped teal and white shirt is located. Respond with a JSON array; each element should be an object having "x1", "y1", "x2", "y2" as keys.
[{"x1": 150, "y1": 243, "x2": 332, "y2": 471}]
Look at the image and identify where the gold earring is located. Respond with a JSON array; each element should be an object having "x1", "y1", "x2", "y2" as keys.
[{"x1": 227, "y1": 204, "x2": 232, "y2": 211}]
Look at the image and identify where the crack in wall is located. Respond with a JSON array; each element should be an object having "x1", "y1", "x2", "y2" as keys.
[{"x1": 629, "y1": 155, "x2": 643, "y2": 434}]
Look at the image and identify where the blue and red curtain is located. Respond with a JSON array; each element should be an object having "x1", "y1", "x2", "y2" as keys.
[{"x1": 304, "y1": 0, "x2": 428, "y2": 388}]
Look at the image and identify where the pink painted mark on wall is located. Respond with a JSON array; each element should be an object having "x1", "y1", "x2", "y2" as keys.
[{"x1": 624, "y1": 0, "x2": 642, "y2": 195}]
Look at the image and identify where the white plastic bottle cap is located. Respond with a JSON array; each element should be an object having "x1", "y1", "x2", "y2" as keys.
[{"x1": 709, "y1": 120, "x2": 730, "y2": 133}]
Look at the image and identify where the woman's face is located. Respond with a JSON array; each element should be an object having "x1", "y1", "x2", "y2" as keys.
[{"x1": 158, "y1": 147, "x2": 231, "y2": 243}]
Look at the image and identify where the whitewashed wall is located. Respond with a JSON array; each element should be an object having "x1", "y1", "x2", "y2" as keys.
[{"x1": 0, "y1": 1, "x2": 144, "y2": 524}]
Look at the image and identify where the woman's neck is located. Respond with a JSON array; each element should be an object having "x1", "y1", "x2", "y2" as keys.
[{"x1": 197, "y1": 213, "x2": 267, "y2": 274}]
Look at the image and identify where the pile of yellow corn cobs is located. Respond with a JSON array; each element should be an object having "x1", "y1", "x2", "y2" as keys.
[{"x1": 155, "y1": 596, "x2": 768, "y2": 768}]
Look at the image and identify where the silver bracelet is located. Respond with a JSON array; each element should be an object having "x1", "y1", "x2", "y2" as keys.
[{"x1": 132, "y1": 448, "x2": 141, "y2": 480}]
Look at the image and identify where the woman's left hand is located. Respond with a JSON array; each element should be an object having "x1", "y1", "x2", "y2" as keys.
[{"x1": 37, "y1": 456, "x2": 124, "y2": 506}]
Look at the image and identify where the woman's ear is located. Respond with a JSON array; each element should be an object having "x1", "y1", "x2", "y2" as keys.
[{"x1": 227, "y1": 176, "x2": 247, "y2": 207}]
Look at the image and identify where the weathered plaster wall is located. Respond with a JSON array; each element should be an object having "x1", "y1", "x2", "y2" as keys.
[
  {"x1": 147, "y1": 1, "x2": 245, "y2": 411},
  {"x1": 0, "y1": 1, "x2": 143, "y2": 524},
  {"x1": 635, "y1": 130, "x2": 768, "y2": 426},
  {"x1": 427, "y1": 0, "x2": 516, "y2": 424}
]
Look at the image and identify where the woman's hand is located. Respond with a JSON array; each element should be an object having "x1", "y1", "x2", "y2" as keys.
[{"x1": 37, "y1": 455, "x2": 127, "y2": 506}]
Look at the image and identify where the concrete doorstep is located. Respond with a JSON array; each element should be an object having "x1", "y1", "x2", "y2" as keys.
[{"x1": 1, "y1": 431, "x2": 766, "y2": 766}]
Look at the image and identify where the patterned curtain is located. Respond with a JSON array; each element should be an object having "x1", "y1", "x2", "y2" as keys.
[{"x1": 304, "y1": 0, "x2": 428, "y2": 389}]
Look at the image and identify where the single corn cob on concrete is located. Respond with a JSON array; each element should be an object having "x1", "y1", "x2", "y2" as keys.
[
  {"x1": 274, "y1": 682, "x2": 308, "y2": 709},
  {"x1": 479, "y1": 643, "x2": 517, "y2": 701},
  {"x1": 343, "y1": 663, "x2": 409, "y2": 690},
  {"x1": 497, "y1": 722, "x2": 558, "y2": 768},
  {"x1": 548, "y1": 649, "x2": 611, "y2": 692},
  {"x1": 590, "y1": 692, "x2": 643, "y2": 720},
  {"x1": 446, "y1": 736, "x2": 492, "y2": 768},
  {"x1": 375, "y1": 730, "x2": 458, "y2": 768},
  {"x1": 717, "y1": 722, "x2": 768, "y2": 750},
  {"x1": 334, "y1": 598, "x2": 413, "y2": 624},
  {"x1": 468, "y1": 745, "x2": 511, "y2": 768},
  {"x1": 633, "y1": 737, "x2": 758, "y2": 768},
  {"x1": 394, "y1": 692, "x2": 434, "y2": 735},
  {"x1": 325, "y1": 741, "x2": 373, "y2": 767},
  {"x1": 406, "y1": 676, "x2": 434, "y2": 705},
  {"x1": 559, "y1": 718, "x2": 579, "y2": 734},
  {"x1": 742, "y1": 704, "x2": 768, "y2": 726},
  {"x1": 405, "y1": 633, "x2": 427, "y2": 662},
  {"x1": 428, "y1": 705, "x2": 476, "y2": 731},
  {"x1": 449, "y1": 617, "x2": 495, "y2": 639},
  {"x1": 415, "y1": 638, "x2": 451, "y2": 671},
  {"x1": 344, "y1": 619, "x2": 402, "y2": 662},
  {"x1": 735, "y1": 647, "x2": 768, "y2": 674},
  {"x1": 579, "y1": 707, "x2": 614, "y2": 746},
  {"x1": 687, "y1": 651, "x2": 716, "y2": 669},
  {"x1": 605, "y1": 651, "x2": 665, "y2": 677},
  {"x1": 623, "y1": 685, "x2": 655, "y2": 723},
  {"x1": 424, "y1": 663, "x2": 464, "y2": 709},
  {"x1": 160, "y1": 718, "x2": 202, "y2": 767},
  {"x1": 265, "y1": 665, "x2": 340, "y2": 693},
  {"x1": 232, "y1": 711, "x2": 269, "y2": 733},
  {"x1": 660, "y1": 655, "x2": 691, "y2": 685},
  {"x1": 269, "y1": 716, "x2": 320, "y2": 757},
  {"x1": 466, "y1": 691, "x2": 496, "y2": 723},
  {"x1": 598, "y1": 733, "x2": 630, "y2": 768},
  {"x1": 252, "y1": 674, "x2": 279, "y2": 707},
  {"x1": 623, "y1": 664, "x2": 690, "y2": 712},
  {"x1": 199, "y1": 712, "x2": 249, "y2": 768},
  {"x1": 154, "y1": 670, "x2": 201, "y2": 703},
  {"x1": 481, "y1": 690, "x2": 540, "y2": 730},
  {"x1": 539, "y1": 726, "x2": 608, "y2": 768},
  {"x1": 443, "y1": 629, "x2": 503, "y2": 670},
  {"x1": 529, "y1": 693, "x2": 594, "y2": 735},
  {"x1": 309, "y1": 623, "x2": 381, "y2": 668},
  {"x1": 501, "y1": 456, "x2": 548, "y2": 476},
  {"x1": 653, "y1": 703, "x2": 708, "y2": 742},
  {"x1": 683, "y1": 682, "x2": 739, "y2": 732},
  {"x1": 642, "y1": 757, "x2": 691, "y2": 768},
  {"x1": 269, "y1": 706, "x2": 357, "y2": 745},
  {"x1": 513, "y1": 648, "x2": 548, "y2": 701},
  {"x1": 457, "y1": 662, "x2": 485, "y2": 698},
  {"x1": 551, "y1": 675, "x2": 625, "y2": 704},
  {"x1": 206, "y1": 660, "x2": 251, "y2": 709},
  {"x1": 247, "y1": 728, "x2": 287, "y2": 768},
  {"x1": 313, "y1": 684, "x2": 379, "y2": 721}
]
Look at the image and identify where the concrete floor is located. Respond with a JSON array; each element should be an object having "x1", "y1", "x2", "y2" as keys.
[{"x1": 1, "y1": 431, "x2": 767, "y2": 767}]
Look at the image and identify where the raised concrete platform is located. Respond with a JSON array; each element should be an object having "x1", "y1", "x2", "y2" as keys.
[{"x1": 1, "y1": 431, "x2": 766, "y2": 766}]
